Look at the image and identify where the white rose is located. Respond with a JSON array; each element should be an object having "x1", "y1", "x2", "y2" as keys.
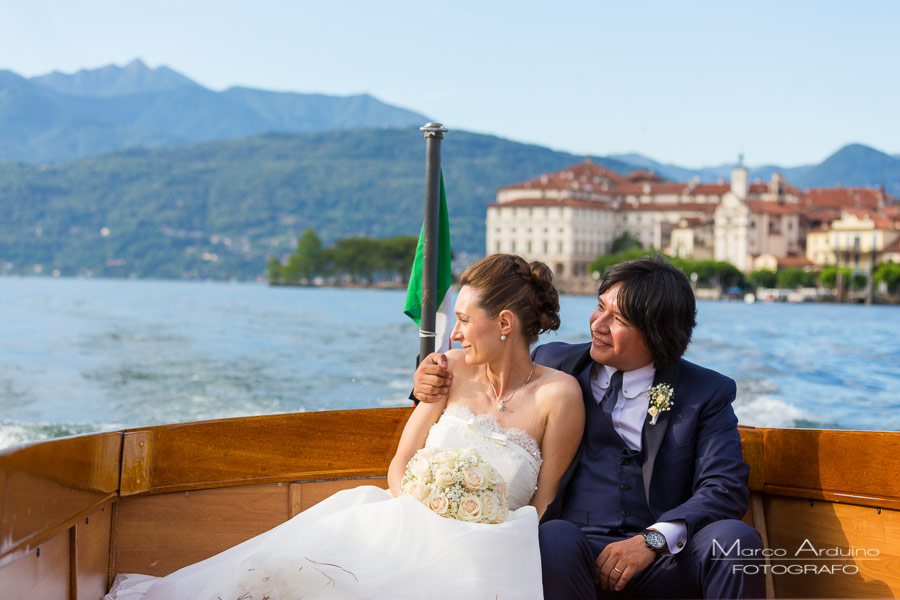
[
  {"x1": 409, "y1": 455, "x2": 432, "y2": 480},
  {"x1": 496, "y1": 502, "x2": 509, "y2": 523},
  {"x1": 648, "y1": 406, "x2": 660, "y2": 418},
  {"x1": 402, "y1": 480, "x2": 430, "y2": 502},
  {"x1": 433, "y1": 449, "x2": 458, "y2": 465},
  {"x1": 462, "y1": 466, "x2": 486, "y2": 490},
  {"x1": 484, "y1": 464, "x2": 503, "y2": 486},
  {"x1": 435, "y1": 467, "x2": 456, "y2": 486},
  {"x1": 459, "y1": 448, "x2": 480, "y2": 461},
  {"x1": 480, "y1": 491, "x2": 500, "y2": 522},
  {"x1": 458, "y1": 494, "x2": 483, "y2": 521}
]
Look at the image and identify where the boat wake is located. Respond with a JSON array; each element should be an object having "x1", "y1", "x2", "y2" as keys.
[{"x1": 733, "y1": 394, "x2": 807, "y2": 428}]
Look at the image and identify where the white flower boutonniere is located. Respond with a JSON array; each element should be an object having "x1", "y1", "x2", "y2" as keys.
[{"x1": 648, "y1": 383, "x2": 674, "y2": 425}]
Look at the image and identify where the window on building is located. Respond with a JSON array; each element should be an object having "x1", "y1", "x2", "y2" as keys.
[
  {"x1": 544, "y1": 241, "x2": 548, "y2": 253},
  {"x1": 496, "y1": 241, "x2": 501, "y2": 252},
  {"x1": 527, "y1": 241, "x2": 532, "y2": 253},
  {"x1": 558, "y1": 241, "x2": 563, "y2": 253},
  {"x1": 511, "y1": 240, "x2": 516, "y2": 252}
]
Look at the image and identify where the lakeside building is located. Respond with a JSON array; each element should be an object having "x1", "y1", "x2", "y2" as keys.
[
  {"x1": 487, "y1": 160, "x2": 899, "y2": 286},
  {"x1": 806, "y1": 208, "x2": 900, "y2": 269}
]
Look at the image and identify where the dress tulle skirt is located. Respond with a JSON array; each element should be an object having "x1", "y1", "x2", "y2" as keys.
[{"x1": 106, "y1": 486, "x2": 544, "y2": 600}]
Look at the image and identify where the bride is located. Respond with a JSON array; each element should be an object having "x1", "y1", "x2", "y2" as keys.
[{"x1": 106, "y1": 254, "x2": 585, "y2": 600}]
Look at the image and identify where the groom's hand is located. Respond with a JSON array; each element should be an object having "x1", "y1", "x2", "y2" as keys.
[
  {"x1": 412, "y1": 352, "x2": 452, "y2": 403},
  {"x1": 594, "y1": 535, "x2": 656, "y2": 592}
]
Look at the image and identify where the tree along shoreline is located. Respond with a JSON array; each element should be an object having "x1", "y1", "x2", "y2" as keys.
[
  {"x1": 267, "y1": 229, "x2": 418, "y2": 286},
  {"x1": 590, "y1": 246, "x2": 900, "y2": 303},
  {"x1": 269, "y1": 279, "x2": 408, "y2": 290}
]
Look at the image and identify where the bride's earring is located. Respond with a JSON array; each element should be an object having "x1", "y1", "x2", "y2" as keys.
[{"x1": 500, "y1": 334, "x2": 507, "y2": 341}]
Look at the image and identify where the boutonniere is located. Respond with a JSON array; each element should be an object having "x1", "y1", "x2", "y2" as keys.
[{"x1": 648, "y1": 383, "x2": 674, "y2": 425}]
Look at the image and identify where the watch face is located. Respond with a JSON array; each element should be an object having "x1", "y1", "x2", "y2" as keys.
[{"x1": 644, "y1": 530, "x2": 666, "y2": 550}]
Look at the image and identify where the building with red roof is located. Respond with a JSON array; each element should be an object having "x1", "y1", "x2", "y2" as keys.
[
  {"x1": 806, "y1": 209, "x2": 900, "y2": 269},
  {"x1": 488, "y1": 159, "x2": 898, "y2": 280}
]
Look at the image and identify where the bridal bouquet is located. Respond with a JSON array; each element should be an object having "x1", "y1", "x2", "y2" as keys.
[{"x1": 400, "y1": 447, "x2": 509, "y2": 524}]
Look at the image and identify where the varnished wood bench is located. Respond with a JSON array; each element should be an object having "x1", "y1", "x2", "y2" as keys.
[{"x1": 2, "y1": 410, "x2": 899, "y2": 599}]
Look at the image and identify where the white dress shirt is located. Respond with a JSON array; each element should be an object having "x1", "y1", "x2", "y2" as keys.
[{"x1": 591, "y1": 363, "x2": 687, "y2": 554}]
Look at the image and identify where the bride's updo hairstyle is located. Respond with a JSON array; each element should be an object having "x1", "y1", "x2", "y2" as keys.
[{"x1": 459, "y1": 254, "x2": 560, "y2": 344}]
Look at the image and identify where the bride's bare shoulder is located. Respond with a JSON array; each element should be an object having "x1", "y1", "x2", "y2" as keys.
[
  {"x1": 445, "y1": 349, "x2": 474, "y2": 376},
  {"x1": 534, "y1": 366, "x2": 583, "y2": 411}
]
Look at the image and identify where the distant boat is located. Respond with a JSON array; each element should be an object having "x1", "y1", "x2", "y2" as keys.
[{"x1": 2, "y1": 410, "x2": 898, "y2": 599}]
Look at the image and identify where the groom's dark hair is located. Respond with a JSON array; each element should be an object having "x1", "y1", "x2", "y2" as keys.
[{"x1": 598, "y1": 254, "x2": 697, "y2": 370}]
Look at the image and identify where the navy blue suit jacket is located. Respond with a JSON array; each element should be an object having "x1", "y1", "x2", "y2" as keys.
[{"x1": 534, "y1": 341, "x2": 749, "y2": 539}]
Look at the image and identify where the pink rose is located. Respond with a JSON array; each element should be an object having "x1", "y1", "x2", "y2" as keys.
[
  {"x1": 428, "y1": 492, "x2": 449, "y2": 515},
  {"x1": 462, "y1": 466, "x2": 486, "y2": 489},
  {"x1": 458, "y1": 494, "x2": 483, "y2": 521}
]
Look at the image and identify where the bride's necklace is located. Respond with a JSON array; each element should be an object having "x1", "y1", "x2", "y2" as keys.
[{"x1": 486, "y1": 362, "x2": 536, "y2": 412}]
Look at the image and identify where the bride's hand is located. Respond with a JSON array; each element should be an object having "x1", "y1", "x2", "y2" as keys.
[{"x1": 413, "y1": 352, "x2": 453, "y2": 403}]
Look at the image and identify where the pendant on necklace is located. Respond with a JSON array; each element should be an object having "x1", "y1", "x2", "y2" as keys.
[{"x1": 498, "y1": 403, "x2": 505, "y2": 412}]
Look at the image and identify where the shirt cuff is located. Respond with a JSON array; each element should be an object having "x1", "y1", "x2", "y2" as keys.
[{"x1": 649, "y1": 520, "x2": 687, "y2": 555}]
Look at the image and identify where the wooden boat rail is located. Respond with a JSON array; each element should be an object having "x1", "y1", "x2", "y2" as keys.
[{"x1": 2, "y1": 408, "x2": 899, "y2": 599}]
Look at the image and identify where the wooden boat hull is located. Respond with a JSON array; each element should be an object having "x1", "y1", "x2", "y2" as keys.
[{"x1": 2, "y1": 408, "x2": 899, "y2": 599}]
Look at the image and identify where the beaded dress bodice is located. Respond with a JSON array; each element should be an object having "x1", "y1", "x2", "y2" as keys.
[{"x1": 424, "y1": 404, "x2": 543, "y2": 510}]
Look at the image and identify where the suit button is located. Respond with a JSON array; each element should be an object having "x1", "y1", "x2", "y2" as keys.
[
  {"x1": 620, "y1": 510, "x2": 630, "y2": 517},
  {"x1": 619, "y1": 483, "x2": 629, "y2": 490},
  {"x1": 620, "y1": 458, "x2": 631, "y2": 466}
]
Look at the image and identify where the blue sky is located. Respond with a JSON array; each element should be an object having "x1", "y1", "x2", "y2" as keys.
[{"x1": 2, "y1": 0, "x2": 898, "y2": 167}]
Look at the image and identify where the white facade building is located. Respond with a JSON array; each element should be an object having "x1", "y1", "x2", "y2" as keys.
[{"x1": 488, "y1": 160, "x2": 895, "y2": 283}]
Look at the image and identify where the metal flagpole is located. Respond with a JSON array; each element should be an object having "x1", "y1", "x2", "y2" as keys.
[{"x1": 419, "y1": 122, "x2": 447, "y2": 363}]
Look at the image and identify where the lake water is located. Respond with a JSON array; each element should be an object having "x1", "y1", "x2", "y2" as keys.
[{"x1": 1, "y1": 277, "x2": 899, "y2": 449}]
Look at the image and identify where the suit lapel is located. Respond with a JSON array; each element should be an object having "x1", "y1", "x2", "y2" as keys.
[{"x1": 641, "y1": 362, "x2": 679, "y2": 505}]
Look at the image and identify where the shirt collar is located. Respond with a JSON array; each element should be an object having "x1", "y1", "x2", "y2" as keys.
[{"x1": 596, "y1": 362, "x2": 656, "y2": 399}]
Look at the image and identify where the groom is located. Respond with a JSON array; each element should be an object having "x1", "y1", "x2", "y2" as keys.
[{"x1": 413, "y1": 255, "x2": 764, "y2": 599}]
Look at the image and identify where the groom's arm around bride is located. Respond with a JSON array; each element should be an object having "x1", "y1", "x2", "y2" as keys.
[{"x1": 415, "y1": 255, "x2": 765, "y2": 599}]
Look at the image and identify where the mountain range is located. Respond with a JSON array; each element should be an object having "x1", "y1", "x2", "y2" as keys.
[
  {"x1": 611, "y1": 144, "x2": 900, "y2": 194},
  {"x1": 0, "y1": 59, "x2": 428, "y2": 163},
  {"x1": 0, "y1": 128, "x2": 634, "y2": 279},
  {"x1": 1, "y1": 60, "x2": 898, "y2": 280}
]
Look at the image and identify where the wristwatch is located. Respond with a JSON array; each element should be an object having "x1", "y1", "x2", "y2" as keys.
[{"x1": 640, "y1": 528, "x2": 667, "y2": 555}]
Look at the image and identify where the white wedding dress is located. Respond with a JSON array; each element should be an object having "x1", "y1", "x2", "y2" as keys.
[{"x1": 106, "y1": 405, "x2": 545, "y2": 600}]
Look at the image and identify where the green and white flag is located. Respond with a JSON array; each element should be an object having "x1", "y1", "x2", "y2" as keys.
[{"x1": 404, "y1": 173, "x2": 452, "y2": 353}]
